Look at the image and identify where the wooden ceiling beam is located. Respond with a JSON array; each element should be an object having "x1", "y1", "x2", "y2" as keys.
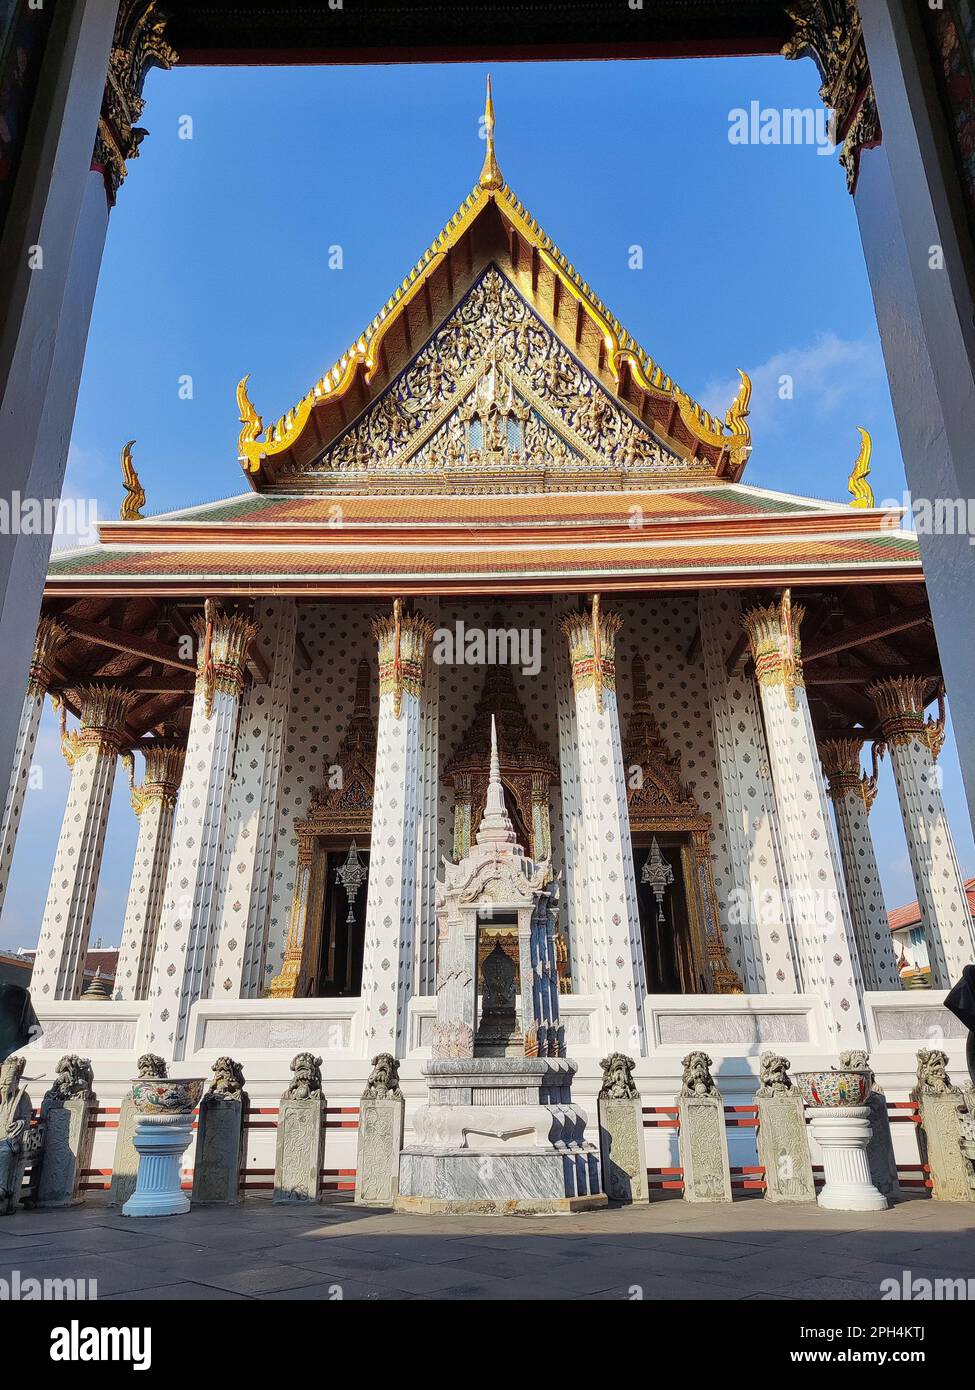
[
  {"x1": 62, "y1": 617, "x2": 194, "y2": 674},
  {"x1": 803, "y1": 603, "x2": 930, "y2": 661}
]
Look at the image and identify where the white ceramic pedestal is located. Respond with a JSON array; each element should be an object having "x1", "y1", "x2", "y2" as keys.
[
  {"x1": 806, "y1": 1105, "x2": 888, "y2": 1212},
  {"x1": 121, "y1": 1114, "x2": 195, "y2": 1218}
]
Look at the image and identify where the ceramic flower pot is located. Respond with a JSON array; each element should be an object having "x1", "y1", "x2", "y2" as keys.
[
  {"x1": 792, "y1": 1069, "x2": 871, "y2": 1108},
  {"x1": 130, "y1": 1077, "x2": 205, "y2": 1115}
]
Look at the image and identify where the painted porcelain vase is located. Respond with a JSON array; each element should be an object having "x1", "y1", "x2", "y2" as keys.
[
  {"x1": 792, "y1": 1069, "x2": 871, "y2": 1108},
  {"x1": 131, "y1": 1077, "x2": 205, "y2": 1115}
]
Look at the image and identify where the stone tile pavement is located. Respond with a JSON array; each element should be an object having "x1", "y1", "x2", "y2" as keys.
[{"x1": 0, "y1": 1193, "x2": 972, "y2": 1301}]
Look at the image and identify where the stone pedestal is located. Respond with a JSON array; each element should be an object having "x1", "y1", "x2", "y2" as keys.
[
  {"x1": 806, "y1": 1107, "x2": 888, "y2": 1212},
  {"x1": 678, "y1": 1094, "x2": 732, "y2": 1203},
  {"x1": 192, "y1": 1094, "x2": 247, "y2": 1206},
  {"x1": 396, "y1": 1058, "x2": 604, "y2": 1215},
  {"x1": 355, "y1": 1097, "x2": 405, "y2": 1207},
  {"x1": 108, "y1": 1094, "x2": 140, "y2": 1210},
  {"x1": 274, "y1": 1095, "x2": 325, "y2": 1204},
  {"x1": 598, "y1": 1097, "x2": 649, "y2": 1204},
  {"x1": 36, "y1": 1094, "x2": 95, "y2": 1208},
  {"x1": 864, "y1": 1093, "x2": 899, "y2": 1199},
  {"x1": 756, "y1": 1093, "x2": 815, "y2": 1203},
  {"x1": 122, "y1": 1115, "x2": 195, "y2": 1218},
  {"x1": 915, "y1": 1094, "x2": 975, "y2": 1202}
]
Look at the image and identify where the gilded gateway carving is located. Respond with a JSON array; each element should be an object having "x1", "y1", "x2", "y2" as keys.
[
  {"x1": 289, "y1": 268, "x2": 692, "y2": 491},
  {"x1": 269, "y1": 660, "x2": 377, "y2": 999},
  {"x1": 623, "y1": 655, "x2": 742, "y2": 995}
]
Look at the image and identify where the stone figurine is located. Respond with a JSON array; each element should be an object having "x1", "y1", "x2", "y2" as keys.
[
  {"x1": 34, "y1": 1055, "x2": 96, "y2": 1209},
  {"x1": 275, "y1": 1053, "x2": 326, "y2": 1203},
  {"x1": 754, "y1": 1054, "x2": 815, "y2": 1204},
  {"x1": 756, "y1": 1051, "x2": 793, "y2": 1096},
  {"x1": 356, "y1": 1055, "x2": 405, "y2": 1206},
  {"x1": 598, "y1": 1053, "x2": 640, "y2": 1101},
  {"x1": 286, "y1": 1052, "x2": 323, "y2": 1100},
  {"x1": 363, "y1": 1054, "x2": 403, "y2": 1101},
  {"x1": 680, "y1": 1051, "x2": 718, "y2": 1097},
  {"x1": 136, "y1": 1054, "x2": 168, "y2": 1079},
  {"x1": 911, "y1": 1050, "x2": 975, "y2": 1202},
  {"x1": 192, "y1": 1057, "x2": 249, "y2": 1205},
  {"x1": 677, "y1": 1051, "x2": 731, "y2": 1202},
  {"x1": 597, "y1": 1053, "x2": 647, "y2": 1202},
  {"x1": 0, "y1": 1057, "x2": 37, "y2": 1216}
]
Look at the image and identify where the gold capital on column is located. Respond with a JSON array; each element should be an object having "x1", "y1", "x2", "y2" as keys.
[
  {"x1": 373, "y1": 599, "x2": 433, "y2": 718},
  {"x1": 867, "y1": 675, "x2": 929, "y2": 746},
  {"x1": 74, "y1": 684, "x2": 137, "y2": 758},
  {"x1": 820, "y1": 736, "x2": 880, "y2": 812},
  {"x1": 191, "y1": 601, "x2": 259, "y2": 718},
  {"x1": 742, "y1": 590, "x2": 805, "y2": 709},
  {"x1": 128, "y1": 739, "x2": 186, "y2": 816},
  {"x1": 561, "y1": 596, "x2": 622, "y2": 712},
  {"x1": 27, "y1": 616, "x2": 69, "y2": 699}
]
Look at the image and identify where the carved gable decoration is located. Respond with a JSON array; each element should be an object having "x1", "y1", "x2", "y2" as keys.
[
  {"x1": 284, "y1": 267, "x2": 696, "y2": 493},
  {"x1": 623, "y1": 654, "x2": 699, "y2": 821},
  {"x1": 299, "y1": 658, "x2": 377, "y2": 840}
]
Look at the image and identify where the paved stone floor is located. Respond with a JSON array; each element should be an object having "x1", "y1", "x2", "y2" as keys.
[{"x1": 1, "y1": 1193, "x2": 972, "y2": 1300}]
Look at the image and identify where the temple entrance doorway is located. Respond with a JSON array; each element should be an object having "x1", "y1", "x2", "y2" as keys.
[
  {"x1": 474, "y1": 910, "x2": 522, "y2": 1056},
  {"x1": 632, "y1": 834, "x2": 701, "y2": 994},
  {"x1": 314, "y1": 841, "x2": 370, "y2": 997}
]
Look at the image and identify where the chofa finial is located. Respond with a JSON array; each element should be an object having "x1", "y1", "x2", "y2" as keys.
[
  {"x1": 848, "y1": 426, "x2": 875, "y2": 507},
  {"x1": 119, "y1": 440, "x2": 145, "y2": 521},
  {"x1": 478, "y1": 74, "x2": 503, "y2": 191}
]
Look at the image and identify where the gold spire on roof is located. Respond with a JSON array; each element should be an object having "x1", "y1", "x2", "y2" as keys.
[
  {"x1": 479, "y1": 74, "x2": 503, "y2": 191},
  {"x1": 119, "y1": 440, "x2": 145, "y2": 520},
  {"x1": 848, "y1": 426, "x2": 874, "y2": 507}
]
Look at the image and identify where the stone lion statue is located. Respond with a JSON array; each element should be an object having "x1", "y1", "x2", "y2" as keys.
[
  {"x1": 598, "y1": 1053, "x2": 639, "y2": 1101},
  {"x1": 208, "y1": 1057, "x2": 246, "y2": 1099},
  {"x1": 136, "y1": 1054, "x2": 168, "y2": 1079},
  {"x1": 42, "y1": 1055, "x2": 94, "y2": 1114},
  {"x1": 680, "y1": 1051, "x2": 717, "y2": 1098},
  {"x1": 839, "y1": 1048, "x2": 878, "y2": 1087},
  {"x1": 363, "y1": 1054, "x2": 402, "y2": 1101},
  {"x1": 756, "y1": 1052, "x2": 792, "y2": 1097},
  {"x1": 286, "y1": 1052, "x2": 323, "y2": 1100},
  {"x1": 914, "y1": 1049, "x2": 960, "y2": 1097}
]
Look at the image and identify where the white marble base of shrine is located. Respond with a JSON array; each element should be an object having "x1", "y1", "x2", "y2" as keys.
[
  {"x1": 121, "y1": 1115, "x2": 195, "y2": 1218},
  {"x1": 806, "y1": 1106, "x2": 888, "y2": 1212},
  {"x1": 395, "y1": 1057, "x2": 605, "y2": 1214}
]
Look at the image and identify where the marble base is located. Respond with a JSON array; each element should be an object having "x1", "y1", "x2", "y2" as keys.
[
  {"x1": 678, "y1": 1094, "x2": 732, "y2": 1203},
  {"x1": 122, "y1": 1114, "x2": 194, "y2": 1218},
  {"x1": 864, "y1": 1093, "x2": 899, "y2": 1199},
  {"x1": 756, "y1": 1092, "x2": 816, "y2": 1204},
  {"x1": 355, "y1": 1096, "x2": 404, "y2": 1206},
  {"x1": 108, "y1": 1094, "x2": 139, "y2": 1209},
  {"x1": 36, "y1": 1096, "x2": 95, "y2": 1209},
  {"x1": 598, "y1": 1097, "x2": 649, "y2": 1203},
  {"x1": 192, "y1": 1095, "x2": 247, "y2": 1205},
  {"x1": 806, "y1": 1106, "x2": 888, "y2": 1212},
  {"x1": 394, "y1": 1194, "x2": 607, "y2": 1215},
  {"x1": 274, "y1": 1093, "x2": 325, "y2": 1204},
  {"x1": 397, "y1": 1146, "x2": 603, "y2": 1210}
]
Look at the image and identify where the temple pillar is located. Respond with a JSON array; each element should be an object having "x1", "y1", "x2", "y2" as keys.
[
  {"x1": 413, "y1": 597, "x2": 440, "y2": 999},
  {"x1": 867, "y1": 678, "x2": 975, "y2": 987},
  {"x1": 360, "y1": 602, "x2": 433, "y2": 1055},
  {"x1": 562, "y1": 598, "x2": 647, "y2": 1055},
  {"x1": 212, "y1": 599, "x2": 297, "y2": 1000},
  {"x1": 552, "y1": 596, "x2": 590, "y2": 991},
  {"x1": 31, "y1": 684, "x2": 135, "y2": 1001},
  {"x1": 113, "y1": 739, "x2": 185, "y2": 1002},
  {"x1": 698, "y1": 591, "x2": 799, "y2": 994},
  {"x1": 0, "y1": 617, "x2": 68, "y2": 915},
  {"x1": 742, "y1": 596, "x2": 866, "y2": 1048},
  {"x1": 820, "y1": 738, "x2": 901, "y2": 992},
  {"x1": 145, "y1": 605, "x2": 257, "y2": 1059}
]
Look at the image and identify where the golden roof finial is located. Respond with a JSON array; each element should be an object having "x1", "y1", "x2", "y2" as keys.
[
  {"x1": 848, "y1": 425, "x2": 874, "y2": 507},
  {"x1": 119, "y1": 440, "x2": 145, "y2": 520},
  {"x1": 479, "y1": 74, "x2": 503, "y2": 191}
]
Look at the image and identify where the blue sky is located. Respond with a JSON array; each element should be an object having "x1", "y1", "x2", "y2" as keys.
[{"x1": 3, "y1": 56, "x2": 971, "y2": 952}]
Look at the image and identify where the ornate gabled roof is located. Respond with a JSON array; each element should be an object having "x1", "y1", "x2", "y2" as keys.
[{"x1": 235, "y1": 80, "x2": 752, "y2": 489}]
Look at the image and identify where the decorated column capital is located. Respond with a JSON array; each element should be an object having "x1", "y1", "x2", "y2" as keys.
[
  {"x1": 820, "y1": 736, "x2": 883, "y2": 813},
  {"x1": 125, "y1": 739, "x2": 186, "y2": 817},
  {"x1": 867, "y1": 675, "x2": 932, "y2": 747},
  {"x1": 782, "y1": 0, "x2": 879, "y2": 193},
  {"x1": 561, "y1": 595, "x2": 622, "y2": 713},
  {"x1": 191, "y1": 601, "x2": 258, "y2": 718},
  {"x1": 94, "y1": 1, "x2": 179, "y2": 204},
  {"x1": 742, "y1": 591, "x2": 805, "y2": 710},
  {"x1": 373, "y1": 599, "x2": 433, "y2": 717},
  {"x1": 74, "y1": 685, "x2": 137, "y2": 758},
  {"x1": 27, "y1": 617, "x2": 69, "y2": 699}
]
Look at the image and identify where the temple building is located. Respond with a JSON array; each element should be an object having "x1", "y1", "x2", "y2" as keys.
[{"x1": 8, "y1": 87, "x2": 972, "y2": 1136}]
